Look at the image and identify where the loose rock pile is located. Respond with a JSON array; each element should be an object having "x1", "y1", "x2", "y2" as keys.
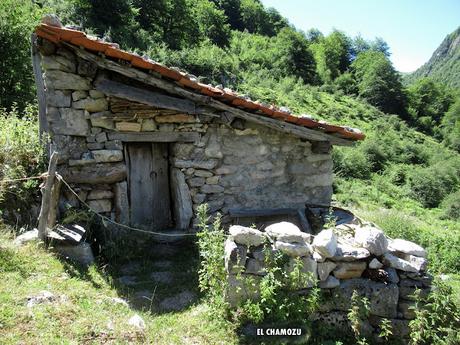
[{"x1": 225, "y1": 221, "x2": 431, "y2": 338}]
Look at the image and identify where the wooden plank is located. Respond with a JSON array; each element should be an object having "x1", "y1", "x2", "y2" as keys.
[
  {"x1": 114, "y1": 181, "x2": 129, "y2": 225},
  {"x1": 38, "y1": 151, "x2": 59, "y2": 242},
  {"x1": 47, "y1": 177, "x2": 62, "y2": 230},
  {"x1": 31, "y1": 33, "x2": 47, "y2": 136},
  {"x1": 107, "y1": 131, "x2": 199, "y2": 143},
  {"x1": 126, "y1": 143, "x2": 172, "y2": 230},
  {"x1": 151, "y1": 143, "x2": 172, "y2": 229},
  {"x1": 66, "y1": 43, "x2": 353, "y2": 146},
  {"x1": 95, "y1": 78, "x2": 197, "y2": 114}
]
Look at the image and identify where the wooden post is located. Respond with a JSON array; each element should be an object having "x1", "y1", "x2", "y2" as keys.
[
  {"x1": 38, "y1": 151, "x2": 59, "y2": 242},
  {"x1": 47, "y1": 177, "x2": 62, "y2": 230},
  {"x1": 31, "y1": 33, "x2": 47, "y2": 137}
]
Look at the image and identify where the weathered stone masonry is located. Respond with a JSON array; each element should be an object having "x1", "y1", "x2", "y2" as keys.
[{"x1": 39, "y1": 45, "x2": 333, "y2": 231}]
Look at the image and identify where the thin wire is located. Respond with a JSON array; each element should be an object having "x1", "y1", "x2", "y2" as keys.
[
  {"x1": 57, "y1": 174, "x2": 196, "y2": 237},
  {"x1": 0, "y1": 175, "x2": 47, "y2": 184}
]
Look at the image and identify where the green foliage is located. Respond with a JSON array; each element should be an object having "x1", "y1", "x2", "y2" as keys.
[
  {"x1": 441, "y1": 190, "x2": 460, "y2": 220},
  {"x1": 347, "y1": 290, "x2": 370, "y2": 344},
  {"x1": 409, "y1": 280, "x2": 460, "y2": 345},
  {"x1": 196, "y1": 204, "x2": 229, "y2": 318},
  {"x1": 0, "y1": 105, "x2": 47, "y2": 225},
  {"x1": 441, "y1": 97, "x2": 460, "y2": 152},
  {"x1": 0, "y1": 0, "x2": 44, "y2": 111},
  {"x1": 237, "y1": 251, "x2": 320, "y2": 326},
  {"x1": 407, "y1": 159, "x2": 460, "y2": 208},
  {"x1": 405, "y1": 26, "x2": 460, "y2": 90},
  {"x1": 192, "y1": 0, "x2": 231, "y2": 47},
  {"x1": 311, "y1": 30, "x2": 352, "y2": 83},
  {"x1": 352, "y1": 50, "x2": 407, "y2": 115},
  {"x1": 407, "y1": 78, "x2": 453, "y2": 135}
]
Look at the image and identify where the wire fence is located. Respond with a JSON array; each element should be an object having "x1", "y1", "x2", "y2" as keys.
[{"x1": 0, "y1": 172, "x2": 196, "y2": 238}]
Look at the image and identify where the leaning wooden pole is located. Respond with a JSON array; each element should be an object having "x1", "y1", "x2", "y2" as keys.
[{"x1": 38, "y1": 151, "x2": 59, "y2": 242}]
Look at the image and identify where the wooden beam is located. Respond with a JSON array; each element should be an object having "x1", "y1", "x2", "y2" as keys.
[
  {"x1": 95, "y1": 78, "x2": 197, "y2": 114},
  {"x1": 65, "y1": 43, "x2": 354, "y2": 146},
  {"x1": 38, "y1": 151, "x2": 59, "y2": 242},
  {"x1": 31, "y1": 33, "x2": 47, "y2": 136},
  {"x1": 107, "y1": 131, "x2": 199, "y2": 143}
]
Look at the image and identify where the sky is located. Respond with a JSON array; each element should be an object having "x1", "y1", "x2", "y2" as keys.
[{"x1": 260, "y1": 0, "x2": 460, "y2": 73}]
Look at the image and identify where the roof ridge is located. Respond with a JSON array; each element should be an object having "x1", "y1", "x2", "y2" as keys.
[{"x1": 35, "y1": 18, "x2": 365, "y2": 142}]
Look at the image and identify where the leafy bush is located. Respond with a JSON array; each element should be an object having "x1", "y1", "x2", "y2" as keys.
[
  {"x1": 408, "y1": 162, "x2": 459, "y2": 208},
  {"x1": 196, "y1": 204, "x2": 229, "y2": 318},
  {"x1": 0, "y1": 0, "x2": 44, "y2": 110},
  {"x1": 333, "y1": 147, "x2": 372, "y2": 179},
  {"x1": 0, "y1": 105, "x2": 46, "y2": 226},
  {"x1": 409, "y1": 280, "x2": 460, "y2": 345},
  {"x1": 441, "y1": 190, "x2": 460, "y2": 220}
]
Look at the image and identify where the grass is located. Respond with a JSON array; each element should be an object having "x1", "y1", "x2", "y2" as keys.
[{"x1": 0, "y1": 228, "x2": 237, "y2": 345}]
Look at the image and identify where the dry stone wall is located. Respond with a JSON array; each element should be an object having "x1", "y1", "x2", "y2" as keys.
[
  {"x1": 226, "y1": 221, "x2": 432, "y2": 339},
  {"x1": 40, "y1": 43, "x2": 333, "y2": 231}
]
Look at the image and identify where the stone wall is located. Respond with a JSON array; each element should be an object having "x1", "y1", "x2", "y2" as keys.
[
  {"x1": 225, "y1": 221, "x2": 431, "y2": 340},
  {"x1": 39, "y1": 42, "x2": 333, "y2": 231}
]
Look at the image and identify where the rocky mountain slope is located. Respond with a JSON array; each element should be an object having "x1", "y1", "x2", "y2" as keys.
[{"x1": 405, "y1": 26, "x2": 460, "y2": 89}]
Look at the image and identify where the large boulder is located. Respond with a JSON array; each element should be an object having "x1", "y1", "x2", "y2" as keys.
[
  {"x1": 285, "y1": 257, "x2": 318, "y2": 288},
  {"x1": 265, "y1": 222, "x2": 311, "y2": 243},
  {"x1": 388, "y1": 239, "x2": 427, "y2": 258},
  {"x1": 354, "y1": 225, "x2": 388, "y2": 256},
  {"x1": 229, "y1": 225, "x2": 265, "y2": 247},
  {"x1": 312, "y1": 229, "x2": 337, "y2": 258}
]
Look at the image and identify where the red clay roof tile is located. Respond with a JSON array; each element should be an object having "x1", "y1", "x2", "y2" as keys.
[{"x1": 35, "y1": 23, "x2": 365, "y2": 141}]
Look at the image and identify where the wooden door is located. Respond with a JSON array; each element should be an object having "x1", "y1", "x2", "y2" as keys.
[{"x1": 126, "y1": 143, "x2": 172, "y2": 230}]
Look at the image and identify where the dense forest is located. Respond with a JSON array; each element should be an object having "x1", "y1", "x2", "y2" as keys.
[{"x1": 0, "y1": 0, "x2": 460, "y2": 343}]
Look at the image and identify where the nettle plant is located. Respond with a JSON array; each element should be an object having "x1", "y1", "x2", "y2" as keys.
[{"x1": 196, "y1": 204, "x2": 229, "y2": 318}]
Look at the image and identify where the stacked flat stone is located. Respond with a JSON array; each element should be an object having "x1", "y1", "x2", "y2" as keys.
[{"x1": 225, "y1": 221, "x2": 432, "y2": 339}]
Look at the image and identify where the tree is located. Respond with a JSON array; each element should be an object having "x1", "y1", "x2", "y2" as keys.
[
  {"x1": 407, "y1": 78, "x2": 453, "y2": 134},
  {"x1": 133, "y1": 0, "x2": 200, "y2": 50},
  {"x1": 311, "y1": 30, "x2": 351, "y2": 83},
  {"x1": 210, "y1": 0, "x2": 244, "y2": 31},
  {"x1": 441, "y1": 98, "x2": 460, "y2": 151},
  {"x1": 192, "y1": 0, "x2": 231, "y2": 47},
  {"x1": 72, "y1": 0, "x2": 140, "y2": 48},
  {"x1": 0, "y1": 0, "x2": 44, "y2": 111},
  {"x1": 271, "y1": 28, "x2": 318, "y2": 84},
  {"x1": 352, "y1": 50, "x2": 406, "y2": 115}
]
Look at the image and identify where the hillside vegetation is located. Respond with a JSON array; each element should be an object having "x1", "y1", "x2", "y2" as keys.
[{"x1": 404, "y1": 27, "x2": 460, "y2": 90}]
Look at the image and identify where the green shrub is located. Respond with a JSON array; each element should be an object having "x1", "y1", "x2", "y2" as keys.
[
  {"x1": 408, "y1": 162, "x2": 459, "y2": 208},
  {"x1": 333, "y1": 147, "x2": 372, "y2": 179},
  {"x1": 0, "y1": 105, "x2": 46, "y2": 226},
  {"x1": 409, "y1": 280, "x2": 460, "y2": 345},
  {"x1": 196, "y1": 204, "x2": 229, "y2": 319},
  {"x1": 0, "y1": 0, "x2": 44, "y2": 110},
  {"x1": 441, "y1": 190, "x2": 460, "y2": 220}
]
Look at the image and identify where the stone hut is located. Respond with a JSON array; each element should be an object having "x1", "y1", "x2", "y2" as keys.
[{"x1": 33, "y1": 18, "x2": 364, "y2": 234}]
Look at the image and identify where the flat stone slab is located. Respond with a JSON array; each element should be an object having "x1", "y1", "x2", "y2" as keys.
[{"x1": 159, "y1": 291, "x2": 197, "y2": 312}]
